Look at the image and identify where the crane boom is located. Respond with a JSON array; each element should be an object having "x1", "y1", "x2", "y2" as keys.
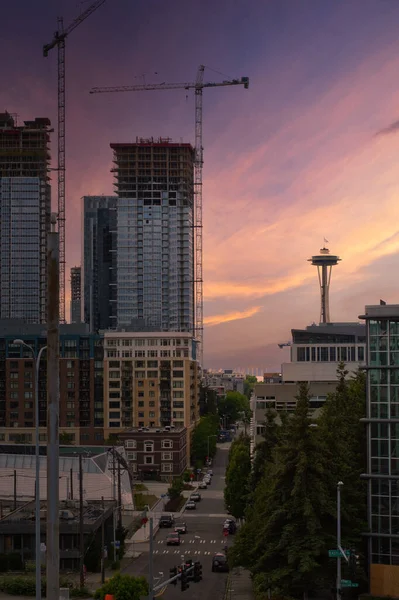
[
  {"x1": 43, "y1": 0, "x2": 106, "y2": 324},
  {"x1": 90, "y1": 67, "x2": 249, "y2": 366},
  {"x1": 90, "y1": 77, "x2": 249, "y2": 94}
]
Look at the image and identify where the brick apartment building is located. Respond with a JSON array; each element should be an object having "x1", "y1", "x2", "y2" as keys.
[{"x1": 0, "y1": 321, "x2": 104, "y2": 445}]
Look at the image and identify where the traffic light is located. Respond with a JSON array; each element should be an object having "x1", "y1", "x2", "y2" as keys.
[
  {"x1": 169, "y1": 566, "x2": 178, "y2": 586},
  {"x1": 181, "y1": 567, "x2": 190, "y2": 592},
  {"x1": 193, "y1": 561, "x2": 202, "y2": 582}
]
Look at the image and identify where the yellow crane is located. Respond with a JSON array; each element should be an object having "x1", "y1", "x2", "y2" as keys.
[{"x1": 90, "y1": 66, "x2": 249, "y2": 364}]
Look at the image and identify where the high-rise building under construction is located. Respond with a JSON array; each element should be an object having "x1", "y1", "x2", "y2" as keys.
[
  {"x1": 110, "y1": 138, "x2": 195, "y2": 332},
  {"x1": 0, "y1": 113, "x2": 51, "y2": 323}
]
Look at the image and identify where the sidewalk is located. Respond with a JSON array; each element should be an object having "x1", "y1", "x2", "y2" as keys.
[{"x1": 225, "y1": 567, "x2": 254, "y2": 600}]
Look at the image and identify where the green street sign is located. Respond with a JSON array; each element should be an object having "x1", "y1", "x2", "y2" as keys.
[
  {"x1": 341, "y1": 580, "x2": 358, "y2": 588},
  {"x1": 329, "y1": 549, "x2": 350, "y2": 558}
]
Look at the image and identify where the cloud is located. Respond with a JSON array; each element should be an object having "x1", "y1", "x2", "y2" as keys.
[
  {"x1": 204, "y1": 306, "x2": 262, "y2": 327},
  {"x1": 375, "y1": 119, "x2": 399, "y2": 137}
]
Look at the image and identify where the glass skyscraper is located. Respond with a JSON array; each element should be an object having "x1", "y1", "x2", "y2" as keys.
[
  {"x1": 110, "y1": 138, "x2": 194, "y2": 332},
  {"x1": 82, "y1": 195, "x2": 117, "y2": 331},
  {"x1": 361, "y1": 304, "x2": 399, "y2": 596},
  {"x1": 0, "y1": 113, "x2": 51, "y2": 323}
]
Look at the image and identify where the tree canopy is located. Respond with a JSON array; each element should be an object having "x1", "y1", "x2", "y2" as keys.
[
  {"x1": 224, "y1": 435, "x2": 251, "y2": 519},
  {"x1": 190, "y1": 414, "x2": 219, "y2": 466},
  {"x1": 218, "y1": 391, "x2": 251, "y2": 425}
]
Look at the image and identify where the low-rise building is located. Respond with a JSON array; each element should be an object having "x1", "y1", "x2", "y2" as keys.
[
  {"x1": 0, "y1": 499, "x2": 115, "y2": 570},
  {"x1": 118, "y1": 427, "x2": 187, "y2": 481},
  {"x1": 203, "y1": 369, "x2": 245, "y2": 395},
  {"x1": 251, "y1": 322, "x2": 366, "y2": 447}
]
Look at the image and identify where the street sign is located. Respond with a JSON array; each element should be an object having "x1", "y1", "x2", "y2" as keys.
[
  {"x1": 114, "y1": 540, "x2": 121, "y2": 549},
  {"x1": 329, "y1": 549, "x2": 350, "y2": 558},
  {"x1": 341, "y1": 580, "x2": 358, "y2": 588}
]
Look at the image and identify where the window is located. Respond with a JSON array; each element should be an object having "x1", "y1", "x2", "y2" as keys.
[
  {"x1": 161, "y1": 463, "x2": 173, "y2": 472},
  {"x1": 126, "y1": 439, "x2": 137, "y2": 448},
  {"x1": 109, "y1": 401, "x2": 120, "y2": 409},
  {"x1": 162, "y1": 439, "x2": 173, "y2": 449},
  {"x1": 127, "y1": 451, "x2": 137, "y2": 460},
  {"x1": 145, "y1": 455, "x2": 154, "y2": 464},
  {"x1": 138, "y1": 401, "x2": 144, "y2": 407},
  {"x1": 144, "y1": 441, "x2": 154, "y2": 452},
  {"x1": 162, "y1": 452, "x2": 172, "y2": 460},
  {"x1": 147, "y1": 360, "x2": 158, "y2": 368},
  {"x1": 109, "y1": 411, "x2": 120, "y2": 419},
  {"x1": 138, "y1": 412, "x2": 144, "y2": 418},
  {"x1": 131, "y1": 463, "x2": 137, "y2": 472},
  {"x1": 358, "y1": 346, "x2": 365, "y2": 361},
  {"x1": 149, "y1": 411, "x2": 155, "y2": 418},
  {"x1": 173, "y1": 360, "x2": 183, "y2": 367},
  {"x1": 148, "y1": 371, "x2": 158, "y2": 378},
  {"x1": 173, "y1": 370, "x2": 184, "y2": 378}
]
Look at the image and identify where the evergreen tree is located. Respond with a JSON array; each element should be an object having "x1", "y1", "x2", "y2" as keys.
[
  {"x1": 224, "y1": 436, "x2": 251, "y2": 519},
  {"x1": 244, "y1": 383, "x2": 336, "y2": 598},
  {"x1": 251, "y1": 409, "x2": 280, "y2": 489},
  {"x1": 318, "y1": 364, "x2": 367, "y2": 546}
]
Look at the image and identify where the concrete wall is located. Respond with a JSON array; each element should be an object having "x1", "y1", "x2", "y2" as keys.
[{"x1": 282, "y1": 361, "x2": 361, "y2": 382}]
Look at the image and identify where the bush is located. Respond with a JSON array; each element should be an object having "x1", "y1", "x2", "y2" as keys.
[
  {"x1": 94, "y1": 573, "x2": 148, "y2": 600},
  {"x1": 111, "y1": 560, "x2": 120, "y2": 571},
  {"x1": 167, "y1": 477, "x2": 184, "y2": 500},
  {"x1": 164, "y1": 495, "x2": 185, "y2": 512},
  {"x1": 0, "y1": 575, "x2": 72, "y2": 596}
]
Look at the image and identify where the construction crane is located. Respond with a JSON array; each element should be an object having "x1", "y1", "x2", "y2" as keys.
[
  {"x1": 43, "y1": 0, "x2": 106, "y2": 323},
  {"x1": 90, "y1": 66, "x2": 249, "y2": 365},
  {"x1": 278, "y1": 342, "x2": 292, "y2": 349}
]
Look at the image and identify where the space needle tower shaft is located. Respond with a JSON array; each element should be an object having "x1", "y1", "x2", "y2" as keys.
[{"x1": 308, "y1": 246, "x2": 341, "y2": 323}]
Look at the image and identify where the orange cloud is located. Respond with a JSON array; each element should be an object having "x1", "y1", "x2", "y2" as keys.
[{"x1": 204, "y1": 305, "x2": 262, "y2": 327}]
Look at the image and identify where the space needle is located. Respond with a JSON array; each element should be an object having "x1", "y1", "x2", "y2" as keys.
[{"x1": 308, "y1": 243, "x2": 341, "y2": 323}]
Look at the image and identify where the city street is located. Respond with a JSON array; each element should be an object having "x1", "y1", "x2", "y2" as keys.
[{"x1": 125, "y1": 443, "x2": 232, "y2": 599}]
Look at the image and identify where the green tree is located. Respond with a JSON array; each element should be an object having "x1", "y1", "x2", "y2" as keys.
[
  {"x1": 167, "y1": 477, "x2": 184, "y2": 500},
  {"x1": 218, "y1": 391, "x2": 251, "y2": 425},
  {"x1": 191, "y1": 414, "x2": 219, "y2": 465},
  {"x1": 244, "y1": 374, "x2": 258, "y2": 399},
  {"x1": 318, "y1": 364, "x2": 367, "y2": 546},
  {"x1": 250, "y1": 409, "x2": 280, "y2": 489},
  {"x1": 94, "y1": 573, "x2": 148, "y2": 600},
  {"x1": 233, "y1": 383, "x2": 336, "y2": 598},
  {"x1": 59, "y1": 431, "x2": 74, "y2": 445},
  {"x1": 224, "y1": 436, "x2": 251, "y2": 519}
]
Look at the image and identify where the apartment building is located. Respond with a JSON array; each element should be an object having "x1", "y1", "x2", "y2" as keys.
[
  {"x1": 118, "y1": 427, "x2": 187, "y2": 480},
  {"x1": 70, "y1": 266, "x2": 81, "y2": 323},
  {"x1": 360, "y1": 304, "x2": 399, "y2": 596},
  {"x1": 0, "y1": 321, "x2": 104, "y2": 445},
  {"x1": 0, "y1": 113, "x2": 51, "y2": 323},
  {"x1": 110, "y1": 138, "x2": 195, "y2": 332},
  {"x1": 103, "y1": 331, "x2": 199, "y2": 457},
  {"x1": 203, "y1": 369, "x2": 245, "y2": 395}
]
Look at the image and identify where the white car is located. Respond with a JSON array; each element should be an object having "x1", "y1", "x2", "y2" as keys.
[{"x1": 198, "y1": 481, "x2": 207, "y2": 489}]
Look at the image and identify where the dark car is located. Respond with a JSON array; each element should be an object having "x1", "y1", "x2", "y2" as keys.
[
  {"x1": 223, "y1": 519, "x2": 237, "y2": 534},
  {"x1": 174, "y1": 522, "x2": 187, "y2": 534},
  {"x1": 190, "y1": 492, "x2": 201, "y2": 502},
  {"x1": 212, "y1": 553, "x2": 229, "y2": 572},
  {"x1": 186, "y1": 500, "x2": 196, "y2": 510},
  {"x1": 166, "y1": 532, "x2": 180, "y2": 546},
  {"x1": 159, "y1": 514, "x2": 175, "y2": 528}
]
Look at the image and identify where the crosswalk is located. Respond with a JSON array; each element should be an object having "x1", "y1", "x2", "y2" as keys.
[
  {"x1": 153, "y1": 549, "x2": 216, "y2": 556},
  {"x1": 157, "y1": 539, "x2": 226, "y2": 545}
]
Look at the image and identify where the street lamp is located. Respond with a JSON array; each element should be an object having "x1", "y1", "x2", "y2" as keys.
[
  {"x1": 13, "y1": 339, "x2": 47, "y2": 600},
  {"x1": 336, "y1": 481, "x2": 344, "y2": 600},
  {"x1": 207, "y1": 435, "x2": 217, "y2": 461}
]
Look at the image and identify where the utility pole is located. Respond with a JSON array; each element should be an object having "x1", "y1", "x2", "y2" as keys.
[
  {"x1": 101, "y1": 497, "x2": 105, "y2": 585},
  {"x1": 47, "y1": 214, "x2": 60, "y2": 600},
  {"x1": 70, "y1": 467, "x2": 73, "y2": 500},
  {"x1": 13, "y1": 471, "x2": 16, "y2": 511},
  {"x1": 117, "y1": 460, "x2": 122, "y2": 530},
  {"x1": 337, "y1": 481, "x2": 343, "y2": 600},
  {"x1": 148, "y1": 517, "x2": 154, "y2": 600},
  {"x1": 79, "y1": 454, "x2": 84, "y2": 589}
]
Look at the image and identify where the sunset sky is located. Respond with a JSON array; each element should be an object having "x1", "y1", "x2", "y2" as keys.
[{"x1": 3, "y1": 0, "x2": 399, "y2": 370}]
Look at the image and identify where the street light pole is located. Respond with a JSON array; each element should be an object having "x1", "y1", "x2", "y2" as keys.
[
  {"x1": 14, "y1": 340, "x2": 46, "y2": 600},
  {"x1": 337, "y1": 481, "x2": 343, "y2": 600}
]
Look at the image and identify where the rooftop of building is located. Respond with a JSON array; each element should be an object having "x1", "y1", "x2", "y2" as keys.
[
  {"x1": 120, "y1": 426, "x2": 186, "y2": 435},
  {"x1": 110, "y1": 137, "x2": 193, "y2": 150},
  {"x1": 0, "y1": 112, "x2": 51, "y2": 131},
  {"x1": 360, "y1": 303, "x2": 399, "y2": 319},
  {"x1": 103, "y1": 330, "x2": 194, "y2": 338},
  {"x1": 291, "y1": 321, "x2": 366, "y2": 344},
  {"x1": 0, "y1": 499, "x2": 114, "y2": 527}
]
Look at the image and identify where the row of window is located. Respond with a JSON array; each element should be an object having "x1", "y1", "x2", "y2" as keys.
[
  {"x1": 107, "y1": 338, "x2": 190, "y2": 347},
  {"x1": 126, "y1": 439, "x2": 173, "y2": 449},
  {"x1": 130, "y1": 462, "x2": 173, "y2": 472},
  {"x1": 127, "y1": 451, "x2": 173, "y2": 461},
  {"x1": 296, "y1": 345, "x2": 365, "y2": 363}
]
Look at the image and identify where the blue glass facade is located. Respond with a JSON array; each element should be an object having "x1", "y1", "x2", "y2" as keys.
[{"x1": 111, "y1": 141, "x2": 194, "y2": 333}]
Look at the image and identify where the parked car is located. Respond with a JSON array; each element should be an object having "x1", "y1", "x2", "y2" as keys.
[
  {"x1": 207, "y1": 469, "x2": 213, "y2": 476},
  {"x1": 174, "y1": 522, "x2": 187, "y2": 534},
  {"x1": 186, "y1": 500, "x2": 196, "y2": 510},
  {"x1": 212, "y1": 553, "x2": 229, "y2": 572},
  {"x1": 198, "y1": 481, "x2": 207, "y2": 489},
  {"x1": 223, "y1": 519, "x2": 237, "y2": 534},
  {"x1": 166, "y1": 532, "x2": 181, "y2": 546},
  {"x1": 159, "y1": 514, "x2": 175, "y2": 528},
  {"x1": 190, "y1": 492, "x2": 201, "y2": 502}
]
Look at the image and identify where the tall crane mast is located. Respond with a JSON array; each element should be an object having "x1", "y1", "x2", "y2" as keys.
[
  {"x1": 90, "y1": 67, "x2": 249, "y2": 365},
  {"x1": 43, "y1": 0, "x2": 106, "y2": 323}
]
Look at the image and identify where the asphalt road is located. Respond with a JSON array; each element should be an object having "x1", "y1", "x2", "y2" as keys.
[{"x1": 125, "y1": 443, "x2": 232, "y2": 599}]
